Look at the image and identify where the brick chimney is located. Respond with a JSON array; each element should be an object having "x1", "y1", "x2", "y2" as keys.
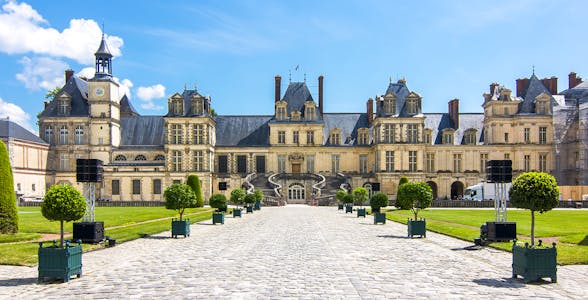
[
  {"x1": 490, "y1": 82, "x2": 499, "y2": 94},
  {"x1": 274, "y1": 75, "x2": 281, "y2": 102},
  {"x1": 540, "y1": 76, "x2": 558, "y2": 95},
  {"x1": 515, "y1": 78, "x2": 529, "y2": 97},
  {"x1": 569, "y1": 72, "x2": 583, "y2": 89},
  {"x1": 367, "y1": 98, "x2": 374, "y2": 127},
  {"x1": 318, "y1": 75, "x2": 324, "y2": 115},
  {"x1": 65, "y1": 69, "x2": 74, "y2": 82},
  {"x1": 448, "y1": 99, "x2": 459, "y2": 129}
]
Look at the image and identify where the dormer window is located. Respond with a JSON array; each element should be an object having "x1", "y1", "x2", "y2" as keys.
[
  {"x1": 442, "y1": 129, "x2": 454, "y2": 145},
  {"x1": 406, "y1": 93, "x2": 420, "y2": 115},
  {"x1": 192, "y1": 95, "x2": 203, "y2": 115},
  {"x1": 291, "y1": 111, "x2": 301, "y2": 121},
  {"x1": 424, "y1": 129, "x2": 432, "y2": 144},
  {"x1": 169, "y1": 95, "x2": 183, "y2": 116},
  {"x1": 275, "y1": 102, "x2": 287, "y2": 120},
  {"x1": 464, "y1": 129, "x2": 477, "y2": 145},
  {"x1": 384, "y1": 94, "x2": 396, "y2": 115},
  {"x1": 329, "y1": 128, "x2": 341, "y2": 145},
  {"x1": 305, "y1": 102, "x2": 316, "y2": 121},
  {"x1": 358, "y1": 128, "x2": 370, "y2": 145},
  {"x1": 57, "y1": 93, "x2": 71, "y2": 116},
  {"x1": 535, "y1": 94, "x2": 551, "y2": 115}
]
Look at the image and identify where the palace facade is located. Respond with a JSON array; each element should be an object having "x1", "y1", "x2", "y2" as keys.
[{"x1": 35, "y1": 36, "x2": 588, "y2": 203}]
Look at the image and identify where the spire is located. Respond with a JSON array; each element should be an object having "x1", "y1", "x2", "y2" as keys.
[{"x1": 94, "y1": 33, "x2": 113, "y2": 79}]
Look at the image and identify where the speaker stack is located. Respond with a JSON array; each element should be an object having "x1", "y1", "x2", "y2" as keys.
[
  {"x1": 76, "y1": 159, "x2": 103, "y2": 183},
  {"x1": 74, "y1": 159, "x2": 106, "y2": 244},
  {"x1": 486, "y1": 160, "x2": 512, "y2": 183}
]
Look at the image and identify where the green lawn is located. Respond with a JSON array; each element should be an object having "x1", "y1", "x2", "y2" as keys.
[
  {"x1": 0, "y1": 207, "x2": 214, "y2": 266},
  {"x1": 384, "y1": 209, "x2": 588, "y2": 265}
]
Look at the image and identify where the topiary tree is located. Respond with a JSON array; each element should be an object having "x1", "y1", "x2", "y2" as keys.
[
  {"x1": 343, "y1": 193, "x2": 354, "y2": 205},
  {"x1": 396, "y1": 176, "x2": 409, "y2": 208},
  {"x1": 209, "y1": 194, "x2": 227, "y2": 212},
  {"x1": 244, "y1": 193, "x2": 256, "y2": 206},
  {"x1": 164, "y1": 184, "x2": 197, "y2": 221},
  {"x1": 336, "y1": 190, "x2": 347, "y2": 204},
  {"x1": 0, "y1": 140, "x2": 18, "y2": 233},
  {"x1": 370, "y1": 192, "x2": 389, "y2": 212},
  {"x1": 230, "y1": 188, "x2": 246, "y2": 207},
  {"x1": 254, "y1": 189, "x2": 264, "y2": 203},
  {"x1": 186, "y1": 174, "x2": 204, "y2": 208},
  {"x1": 396, "y1": 181, "x2": 433, "y2": 220},
  {"x1": 42, "y1": 185, "x2": 86, "y2": 248},
  {"x1": 353, "y1": 187, "x2": 369, "y2": 208},
  {"x1": 509, "y1": 172, "x2": 559, "y2": 246}
]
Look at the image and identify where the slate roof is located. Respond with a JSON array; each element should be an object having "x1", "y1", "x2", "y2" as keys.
[
  {"x1": 120, "y1": 116, "x2": 165, "y2": 146},
  {"x1": 0, "y1": 119, "x2": 47, "y2": 145},
  {"x1": 559, "y1": 81, "x2": 588, "y2": 104},
  {"x1": 165, "y1": 89, "x2": 211, "y2": 117},
  {"x1": 40, "y1": 76, "x2": 89, "y2": 117},
  {"x1": 424, "y1": 113, "x2": 484, "y2": 145},
  {"x1": 322, "y1": 113, "x2": 369, "y2": 146},
  {"x1": 120, "y1": 95, "x2": 139, "y2": 117},
  {"x1": 519, "y1": 74, "x2": 550, "y2": 113},
  {"x1": 378, "y1": 80, "x2": 421, "y2": 117},
  {"x1": 215, "y1": 115, "x2": 272, "y2": 146},
  {"x1": 282, "y1": 82, "x2": 315, "y2": 117}
]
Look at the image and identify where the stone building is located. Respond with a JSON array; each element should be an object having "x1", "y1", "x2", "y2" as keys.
[{"x1": 37, "y1": 35, "x2": 588, "y2": 203}]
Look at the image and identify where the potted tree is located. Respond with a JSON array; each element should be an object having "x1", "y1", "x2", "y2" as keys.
[
  {"x1": 370, "y1": 192, "x2": 389, "y2": 224},
  {"x1": 395, "y1": 176, "x2": 409, "y2": 207},
  {"x1": 244, "y1": 193, "x2": 256, "y2": 213},
  {"x1": 510, "y1": 172, "x2": 559, "y2": 283},
  {"x1": 38, "y1": 184, "x2": 86, "y2": 283},
  {"x1": 230, "y1": 188, "x2": 245, "y2": 218},
  {"x1": 344, "y1": 193, "x2": 354, "y2": 213},
  {"x1": 336, "y1": 190, "x2": 347, "y2": 211},
  {"x1": 396, "y1": 181, "x2": 433, "y2": 238},
  {"x1": 0, "y1": 140, "x2": 18, "y2": 234},
  {"x1": 186, "y1": 174, "x2": 205, "y2": 208},
  {"x1": 164, "y1": 183, "x2": 196, "y2": 238},
  {"x1": 253, "y1": 189, "x2": 263, "y2": 210},
  {"x1": 209, "y1": 194, "x2": 227, "y2": 224},
  {"x1": 353, "y1": 187, "x2": 369, "y2": 218}
]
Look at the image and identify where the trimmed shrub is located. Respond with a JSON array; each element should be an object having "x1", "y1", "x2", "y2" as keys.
[
  {"x1": 370, "y1": 192, "x2": 389, "y2": 211},
  {"x1": 164, "y1": 184, "x2": 197, "y2": 221},
  {"x1": 209, "y1": 194, "x2": 227, "y2": 211},
  {"x1": 186, "y1": 175, "x2": 204, "y2": 207},
  {"x1": 244, "y1": 193, "x2": 256, "y2": 206},
  {"x1": 343, "y1": 193, "x2": 354, "y2": 205},
  {"x1": 336, "y1": 190, "x2": 347, "y2": 203},
  {"x1": 254, "y1": 189, "x2": 264, "y2": 202},
  {"x1": 396, "y1": 181, "x2": 433, "y2": 220},
  {"x1": 352, "y1": 187, "x2": 369, "y2": 207},
  {"x1": 0, "y1": 140, "x2": 18, "y2": 233},
  {"x1": 42, "y1": 185, "x2": 86, "y2": 247},
  {"x1": 230, "y1": 188, "x2": 246, "y2": 207}
]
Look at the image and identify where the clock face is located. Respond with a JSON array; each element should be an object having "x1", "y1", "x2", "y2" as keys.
[{"x1": 95, "y1": 87, "x2": 105, "y2": 97}]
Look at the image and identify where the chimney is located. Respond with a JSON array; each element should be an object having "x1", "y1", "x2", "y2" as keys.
[
  {"x1": 65, "y1": 69, "x2": 74, "y2": 82},
  {"x1": 569, "y1": 72, "x2": 583, "y2": 89},
  {"x1": 448, "y1": 99, "x2": 459, "y2": 129},
  {"x1": 367, "y1": 98, "x2": 374, "y2": 126},
  {"x1": 515, "y1": 78, "x2": 529, "y2": 97},
  {"x1": 274, "y1": 75, "x2": 281, "y2": 102},
  {"x1": 490, "y1": 82, "x2": 499, "y2": 94},
  {"x1": 540, "y1": 77, "x2": 558, "y2": 95},
  {"x1": 318, "y1": 75, "x2": 324, "y2": 115}
]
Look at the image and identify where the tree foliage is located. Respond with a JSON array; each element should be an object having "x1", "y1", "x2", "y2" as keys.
[
  {"x1": 336, "y1": 190, "x2": 348, "y2": 203},
  {"x1": 209, "y1": 194, "x2": 227, "y2": 211},
  {"x1": 352, "y1": 187, "x2": 369, "y2": 207},
  {"x1": 0, "y1": 140, "x2": 18, "y2": 234},
  {"x1": 396, "y1": 181, "x2": 433, "y2": 220},
  {"x1": 370, "y1": 192, "x2": 389, "y2": 210},
  {"x1": 230, "y1": 188, "x2": 246, "y2": 206},
  {"x1": 343, "y1": 193, "x2": 354, "y2": 204},
  {"x1": 44, "y1": 86, "x2": 61, "y2": 100},
  {"x1": 244, "y1": 193, "x2": 256, "y2": 205},
  {"x1": 186, "y1": 174, "x2": 204, "y2": 207},
  {"x1": 164, "y1": 184, "x2": 196, "y2": 220},
  {"x1": 254, "y1": 189, "x2": 264, "y2": 202},
  {"x1": 42, "y1": 184, "x2": 86, "y2": 247}
]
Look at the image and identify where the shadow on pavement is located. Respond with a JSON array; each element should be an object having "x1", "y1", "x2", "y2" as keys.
[
  {"x1": 139, "y1": 234, "x2": 171, "y2": 240},
  {"x1": 472, "y1": 278, "x2": 525, "y2": 288},
  {"x1": 376, "y1": 235, "x2": 410, "y2": 239},
  {"x1": 0, "y1": 277, "x2": 38, "y2": 286}
]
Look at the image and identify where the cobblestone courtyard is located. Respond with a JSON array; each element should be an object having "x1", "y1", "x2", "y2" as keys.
[{"x1": 1, "y1": 206, "x2": 587, "y2": 299}]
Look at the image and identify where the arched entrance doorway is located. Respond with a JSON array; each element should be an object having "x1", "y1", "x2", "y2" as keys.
[
  {"x1": 451, "y1": 181, "x2": 464, "y2": 200},
  {"x1": 288, "y1": 183, "x2": 305, "y2": 201},
  {"x1": 363, "y1": 183, "x2": 374, "y2": 199},
  {"x1": 426, "y1": 181, "x2": 438, "y2": 200}
]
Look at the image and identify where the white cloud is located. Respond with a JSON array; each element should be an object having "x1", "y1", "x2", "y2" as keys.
[
  {"x1": 115, "y1": 78, "x2": 133, "y2": 99},
  {"x1": 137, "y1": 84, "x2": 165, "y2": 110},
  {"x1": 77, "y1": 67, "x2": 95, "y2": 80},
  {"x1": 0, "y1": 97, "x2": 35, "y2": 133},
  {"x1": 0, "y1": 1, "x2": 123, "y2": 64},
  {"x1": 15, "y1": 56, "x2": 67, "y2": 90}
]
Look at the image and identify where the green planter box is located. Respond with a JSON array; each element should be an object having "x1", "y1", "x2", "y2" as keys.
[
  {"x1": 233, "y1": 208, "x2": 242, "y2": 218},
  {"x1": 246, "y1": 206, "x2": 254, "y2": 213},
  {"x1": 371, "y1": 207, "x2": 381, "y2": 214},
  {"x1": 357, "y1": 208, "x2": 367, "y2": 218},
  {"x1": 345, "y1": 205, "x2": 353, "y2": 213},
  {"x1": 512, "y1": 241, "x2": 557, "y2": 283},
  {"x1": 171, "y1": 219, "x2": 190, "y2": 238},
  {"x1": 254, "y1": 200, "x2": 261, "y2": 210},
  {"x1": 374, "y1": 212, "x2": 386, "y2": 224},
  {"x1": 408, "y1": 219, "x2": 426, "y2": 238},
  {"x1": 213, "y1": 213, "x2": 225, "y2": 224},
  {"x1": 337, "y1": 204, "x2": 344, "y2": 210},
  {"x1": 38, "y1": 240, "x2": 82, "y2": 283}
]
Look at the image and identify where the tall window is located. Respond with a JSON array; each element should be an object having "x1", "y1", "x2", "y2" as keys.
[
  {"x1": 443, "y1": 131, "x2": 453, "y2": 145},
  {"x1": 278, "y1": 131, "x2": 285, "y2": 144},
  {"x1": 153, "y1": 179, "x2": 161, "y2": 195},
  {"x1": 407, "y1": 124, "x2": 418, "y2": 143},
  {"x1": 59, "y1": 154, "x2": 68, "y2": 171},
  {"x1": 359, "y1": 155, "x2": 368, "y2": 174},
  {"x1": 237, "y1": 155, "x2": 247, "y2": 173},
  {"x1": 256, "y1": 156, "x2": 266, "y2": 173},
  {"x1": 112, "y1": 180, "x2": 120, "y2": 195},
  {"x1": 504, "y1": 153, "x2": 510, "y2": 160},
  {"x1": 424, "y1": 130, "x2": 432, "y2": 144},
  {"x1": 171, "y1": 150, "x2": 182, "y2": 171},
  {"x1": 524, "y1": 155, "x2": 531, "y2": 172},
  {"x1": 385, "y1": 151, "x2": 394, "y2": 172},
  {"x1": 59, "y1": 125, "x2": 68, "y2": 144},
  {"x1": 276, "y1": 106, "x2": 287, "y2": 120},
  {"x1": 59, "y1": 100, "x2": 68, "y2": 115},
  {"x1": 192, "y1": 97, "x2": 203, "y2": 115},
  {"x1": 384, "y1": 95, "x2": 395, "y2": 114},
  {"x1": 464, "y1": 130, "x2": 476, "y2": 145},
  {"x1": 330, "y1": 132, "x2": 340, "y2": 145},
  {"x1": 409, "y1": 151, "x2": 417, "y2": 172},
  {"x1": 453, "y1": 154, "x2": 462, "y2": 173},
  {"x1": 193, "y1": 150, "x2": 204, "y2": 171},
  {"x1": 406, "y1": 97, "x2": 418, "y2": 114},
  {"x1": 524, "y1": 128, "x2": 530, "y2": 143},
  {"x1": 44, "y1": 126, "x2": 53, "y2": 144},
  {"x1": 218, "y1": 155, "x2": 228, "y2": 173},
  {"x1": 480, "y1": 153, "x2": 488, "y2": 173},
  {"x1": 426, "y1": 153, "x2": 435, "y2": 172},
  {"x1": 171, "y1": 124, "x2": 183, "y2": 144},
  {"x1": 293, "y1": 131, "x2": 299, "y2": 144},
  {"x1": 331, "y1": 155, "x2": 340, "y2": 174},
  {"x1": 358, "y1": 131, "x2": 369, "y2": 145},
  {"x1": 539, "y1": 127, "x2": 547, "y2": 144},
  {"x1": 539, "y1": 154, "x2": 547, "y2": 172},
  {"x1": 278, "y1": 155, "x2": 286, "y2": 173},
  {"x1": 306, "y1": 131, "x2": 314, "y2": 145},
  {"x1": 132, "y1": 179, "x2": 141, "y2": 195},
  {"x1": 193, "y1": 124, "x2": 204, "y2": 144},
  {"x1": 306, "y1": 156, "x2": 315, "y2": 173},
  {"x1": 305, "y1": 106, "x2": 315, "y2": 120},
  {"x1": 383, "y1": 124, "x2": 395, "y2": 143},
  {"x1": 74, "y1": 125, "x2": 84, "y2": 144},
  {"x1": 173, "y1": 99, "x2": 182, "y2": 115},
  {"x1": 504, "y1": 133, "x2": 509, "y2": 143},
  {"x1": 537, "y1": 101, "x2": 547, "y2": 114}
]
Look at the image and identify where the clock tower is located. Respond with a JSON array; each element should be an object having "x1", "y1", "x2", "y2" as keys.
[{"x1": 88, "y1": 33, "x2": 121, "y2": 162}]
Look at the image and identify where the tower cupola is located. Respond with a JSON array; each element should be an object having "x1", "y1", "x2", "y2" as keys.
[{"x1": 94, "y1": 34, "x2": 113, "y2": 79}]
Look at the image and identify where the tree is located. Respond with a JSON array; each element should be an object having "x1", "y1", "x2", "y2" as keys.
[
  {"x1": 210, "y1": 108, "x2": 218, "y2": 117},
  {"x1": 509, "y1": 172, "x2": 559, "y2": 246},
  {"x1": 336, "y1": 190, "x2": 347, "y2": 203},
  {"x1": 370, "y1": 192, "x2": 389, "y2": 212},
  {"x1": 44, "y1": 86, "x2": 61, "y2": 100},
  {"x1": 254, "y1": 189, "x2": 264, "y2": 202},
  {"x1": 352, "y1": 187, "x2": 369, "y2": 208},
  {"x1": 343, "y1": 193, "x2": 354, "y2": 205},
  {"x1": 186, "y1": 174, "x2": 204, "y2": 207},
  {"x1": 164, "y1": 184, "x2": 196, "y2": 221},
  {"x1": 244, "y1": 193, "x2": 256, "y2": 206},
  {"x1": 230, "y1": 188, "x2": 246, "y2": 207},
  {"x1": 209, "y1": 194, "x2": 227, "y2": 211},
  {"x1": 41, "y1": 185, "x2": 86, "y2": 248},
  {"x1": 0, "y1": 140, "x2": 18, "y2": 233},
  {"x1": 396, "y1": 181, "x2": 433, "y2": 220}
]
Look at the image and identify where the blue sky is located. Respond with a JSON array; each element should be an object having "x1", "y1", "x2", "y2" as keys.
[{"x1": 0, "y1": 0, "x2": 587, "y2": 133}]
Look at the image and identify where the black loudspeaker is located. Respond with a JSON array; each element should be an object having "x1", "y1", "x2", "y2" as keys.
[
  {"x1": 486, "y1": 160, "x2": 512, "y2": 183},
  {"x1": 218, "y1": 182, "x2": 227, "y2": 191},
  {"x1": 73, "y1": 221, "x2": 104, "y2": 244},
  {"x1": 76, "y1": 159, "x2": 104, "y2": 183},
  {"x1": 371, "y1": 183, "x2": 381, "y2": 191},
  {"x1": 485, "y1": 221, "x2": 516, "y2": 242}
]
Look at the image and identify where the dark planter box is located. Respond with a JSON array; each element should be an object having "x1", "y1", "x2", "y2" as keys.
[
  {"x1": 73, "y1": 221, "x2": 104, "y2": 244},
  {"x1": 374, "y1": 212, "x2": 386, "y2": 224},
  {"x1": 254, "y1": 200, "x2": 261, "y2": 210},
  {"x1": 38, "y1": 240, "x2": 82, "y2": 283},
  {"x1": 371, "y1": 207, "x2": 381, "y2": 214},
  {"x1": 213, "y1": 213, "x2": 225, "y2": 225},
  {"x1": 246, "y1": 206, "x2": 254, "y2": 213},
  {"x1": 408, "y1": 219, "x2": 426, "y2": 238},
  {"x1": 512, "y1": 241, "x2": 557, "y2": 283},
  {"x1": 345, "y1": 205, "x2": 353, "y2": 213},
  {"x1": 233, "y1": 208, "x2": 242, "y2": 218},
  {"x1": 337, "y1": 204, "x2": 344, "y2": 210},
  {"x1": 171, "y1": 219, "x2": 190, "y2": 238},
  {"x1": 357, "y1": 208, "x2": 366, "y2": 218}
]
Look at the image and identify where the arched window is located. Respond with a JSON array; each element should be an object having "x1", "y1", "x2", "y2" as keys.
[
  {"x1": 44, "y1": 125, "x2": 53, "y2": 144},
  {"x1": 74, "y1": 125, "x2": 84, "y2": 144},
  {"x1": 135, "y1": 155, "x2": 147, "y2": 161},
  {"x1": 59, "y1": 125, "x2": 68, "y2": 144},
  {"x1": 114, "y1": 155, "x2": 127, "y2": 161},
  {"x1": 154, "y1": 154, "x2": 165, "y2": 161}
]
